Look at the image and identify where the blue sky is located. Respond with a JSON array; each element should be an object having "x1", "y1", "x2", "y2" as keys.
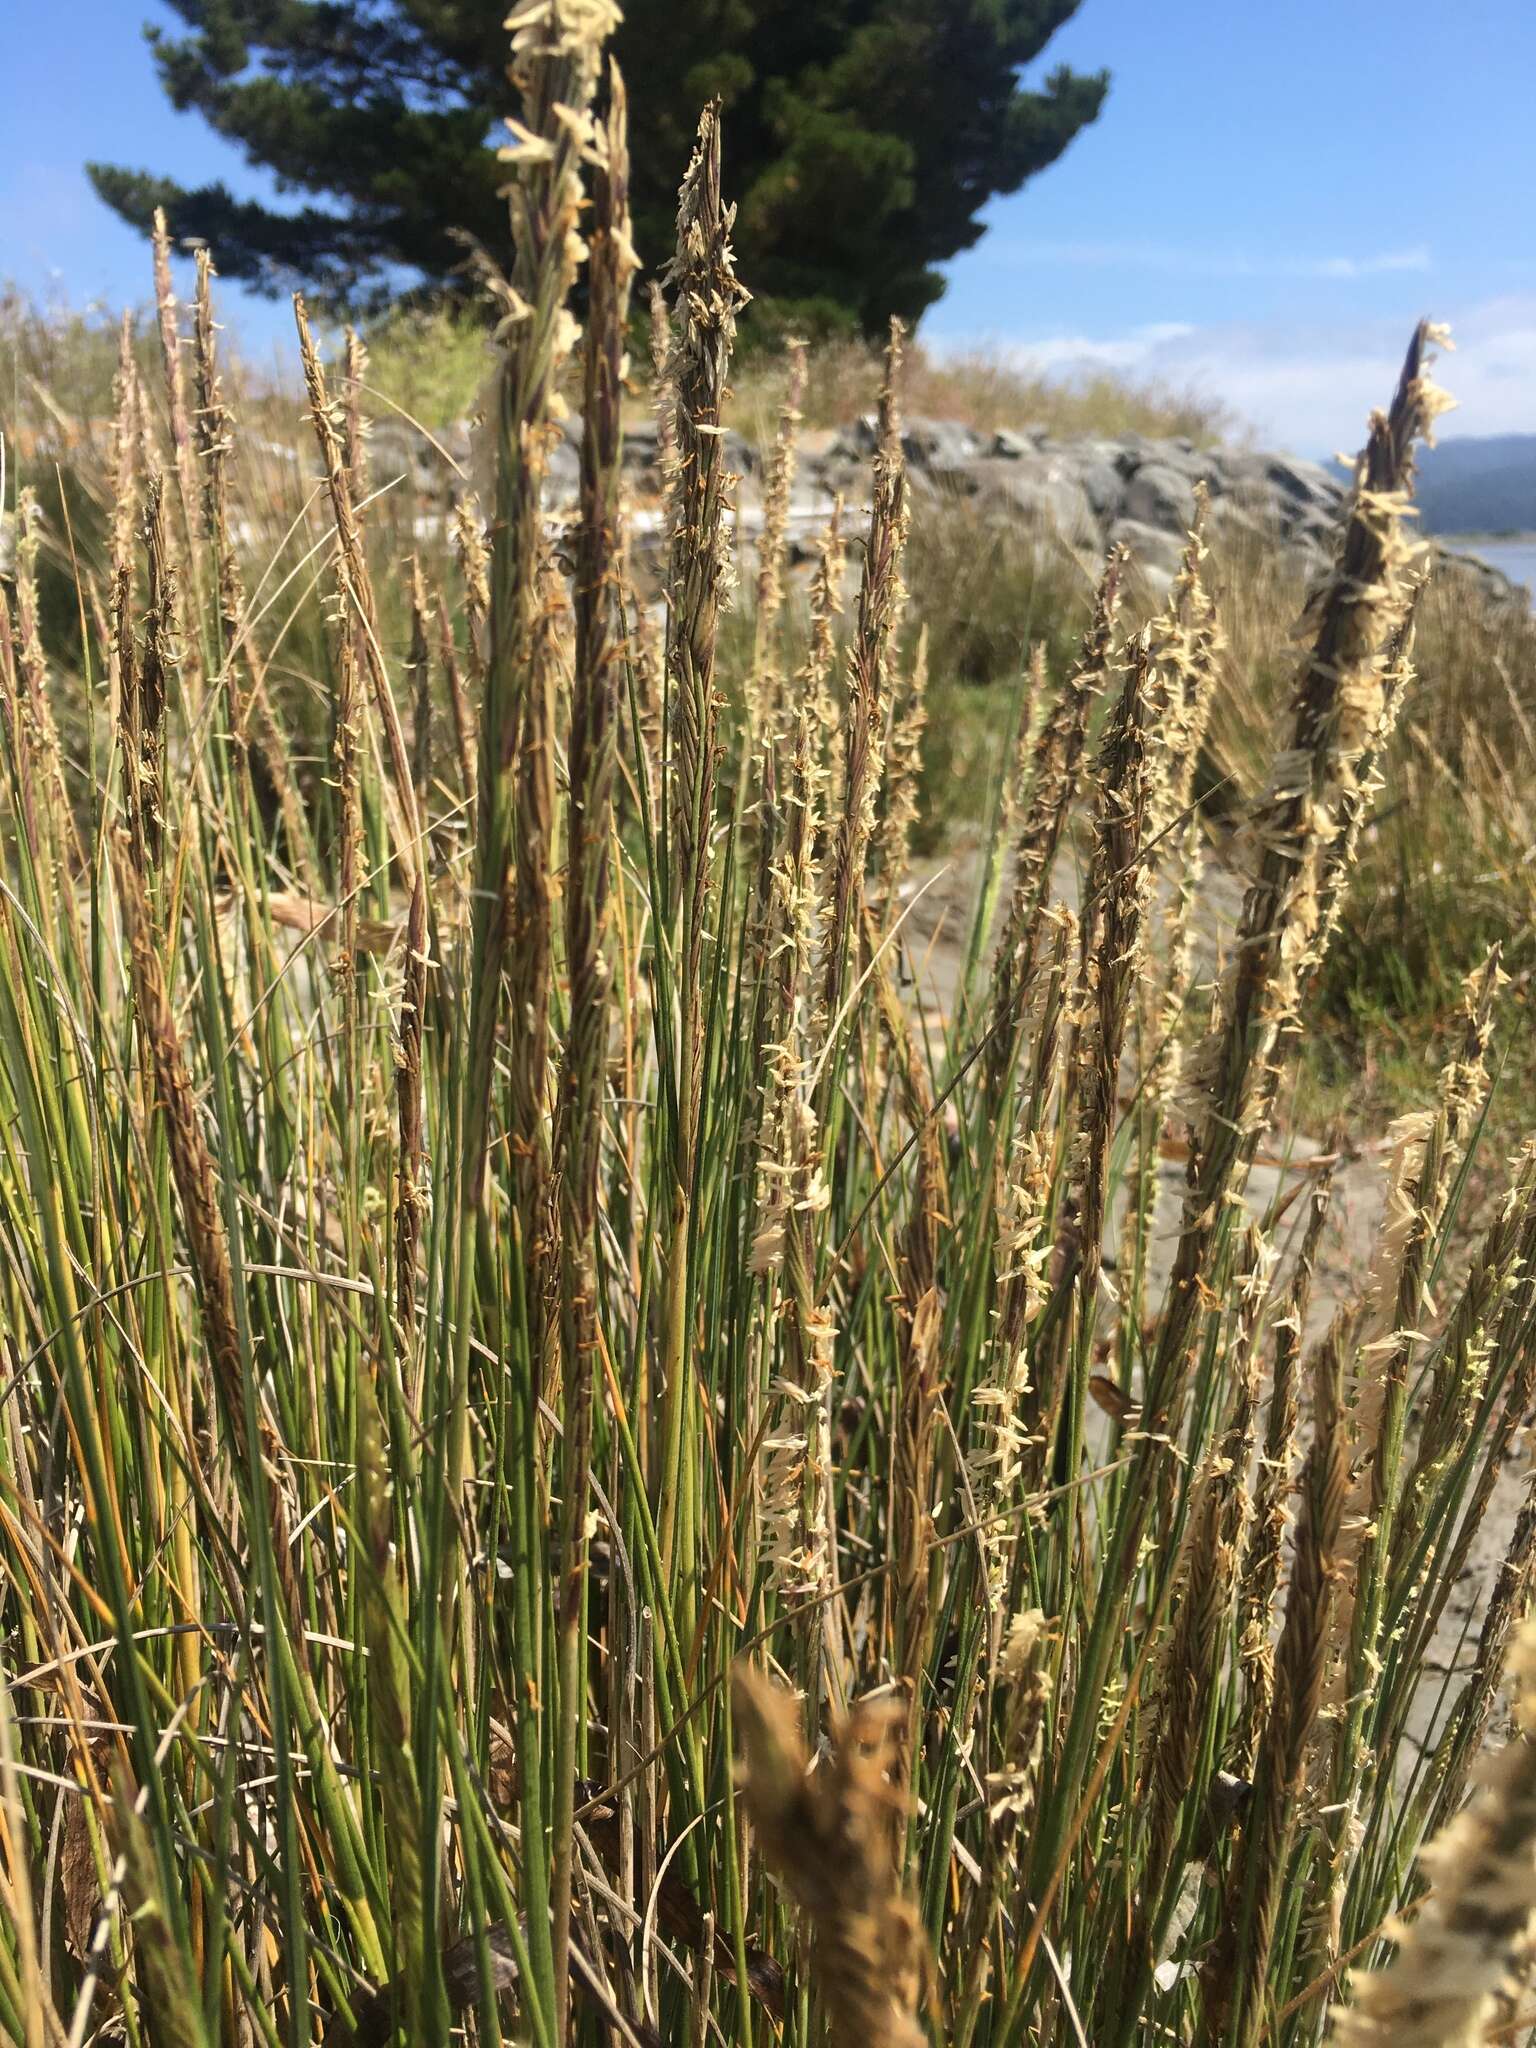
[{"x1": 5, "y1": 0, "x2": 1533, "y2": 454}]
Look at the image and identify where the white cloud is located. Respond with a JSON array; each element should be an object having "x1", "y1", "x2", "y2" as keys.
[
  {"x1": 990, "y1": 240, "x2": 1433, "y2": 282},
  {"x1": 994, "y1": 321, "x2": 1195, "y2": 373},
  {"x1": 945, "y1": 297, "x2": 1536, "y2": 455}
]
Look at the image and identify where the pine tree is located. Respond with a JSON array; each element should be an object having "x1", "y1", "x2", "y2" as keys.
[{"x1": 88, "y1": 1, "x2": 1107, "y2": 335}]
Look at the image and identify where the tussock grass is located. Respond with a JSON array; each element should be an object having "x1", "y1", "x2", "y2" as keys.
[
  {"x1": 729, "y1": 338, "x2": 1232, "y2": 448},
  {"x1": 1200, "y1": 520, "x2": 1536, "y2": 1132},
  {"x1": 4, "y1": 13, "x2": 1536, "y2": 2048}
]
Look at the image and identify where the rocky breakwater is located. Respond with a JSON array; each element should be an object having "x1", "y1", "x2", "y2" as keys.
[
  {"x1": 829, "y1": 415, "x2": 1346, "y2": 593},
  {"x1": 803, "y1": 414, "x2": 1524, "y2": 608},
  {"x1": 363, "y1": 405, "x2": 1523, "y2": 610}
]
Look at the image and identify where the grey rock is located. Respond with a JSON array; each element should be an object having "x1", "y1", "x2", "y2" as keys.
[
  {"x1": 1208, "y1": 497, "x2": 1274, "y2": 548},
  {"x1": 902, "y1": 415, "x2": 986, "y2": 471},
  {"x1": 592, "y1": 398, "x2": 1511, "y2": 610},
  {"x1": 1121, "y1": 461, "x2": 1199, "y2": 533},
  {"x1": 939, "y1": 447, "x2": 1121, "y2": 538},
  {"x1": 828, "y1": 414, "x2": 878, "y2": 462},
  {"x1": 900, "y1": 466, "x2": 943, "y2": 506},
  {"x1": 1140, "y1": 440, "x2": 1226, "y2": 488},
  {"x1": 991, "y1": 426, "x2": 1044, "y2": 459},
  {"x1": 1278, "y1": 454, "x2": 1346, "y2": 503},
  {"x1": 622, "y1": 415, "x2": 660, "y2": 463},
  {"x1": 1225, "y1": 450, "x2": 1344, "y2": 510},
  {"x1": 1433, "y1": 542, "x2": 1524, "y2": 610},
  {"x1": 922, "y1": 461, "x2": 987, "y2": 498},
  {"x1": 619, "y1": 412, "x2": 753, "y2": 480},
  {"x1": 546, "y1": 437, "x2": 581, "y2": 502},
  {"x1": 1048, "y1": 440, "x2": 1130, "y2": 505},
  {"x1": 830, "y1": 412, "x2": 983, "y2": 472},
  {"x1": 1108, "y1": 517, "x2": 1186, "y2": 587},
  {"x1": 1067, "y1": 455, "x2": 1129, "y2": 520},
  {"x1": 784, "y1": 518, "x2": 833, "y2": 567},
  {"x1": 367, "y1": 417, "x2": 477, "y2": 502},
  {"x1": 1288, "y1": 505, "x2": 1336, "y2": 548},
  {"x1": 978, "y1": 469, "x2": 1098, "y2": 548},
  {"x1": 814, "y1": 457, "x2": 875, "y2": 501}
]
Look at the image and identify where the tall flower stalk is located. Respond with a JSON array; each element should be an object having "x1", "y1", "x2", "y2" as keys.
[
  {"x1": 445, "y1": 9, "x2": 613, "y2": 2035},
  {"x1": 550, "y1": 65, "x2": 636, "y2": 2036},
  {"x1": 655, "y1": 100, "x2": 748, "y2": 1595}
]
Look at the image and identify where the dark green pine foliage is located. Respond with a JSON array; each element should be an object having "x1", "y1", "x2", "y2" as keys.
[{"x1": 88, "y1": 0, "x2": 1107, "y2": 334}]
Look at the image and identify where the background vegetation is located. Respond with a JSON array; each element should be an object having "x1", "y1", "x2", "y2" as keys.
[{"x1": 88, "y1": 0, "x2": 1108, "y2": 336}]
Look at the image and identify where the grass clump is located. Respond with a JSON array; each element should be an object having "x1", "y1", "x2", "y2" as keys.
[
  {"x1": 362, "y1": 299, "x2": 499, "y2": 430},
  {"x1": 731, "y1": 334, "x2": 1234, "y2": 447},
  {"x1": 1200, "y1": 515, "x2": 1536, "y2": 1133},
  {"x1": 6, "y1": 16, "x2": 1536, "y2": 2048}
]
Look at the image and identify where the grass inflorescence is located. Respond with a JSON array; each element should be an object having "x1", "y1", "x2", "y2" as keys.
[{"x1": 4, "y1": 13, "x2": 1536, "y2": 2048}]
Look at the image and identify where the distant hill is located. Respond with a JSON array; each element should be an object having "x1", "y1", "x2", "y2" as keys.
[{"x1": 1402, "y1": 435, "x2": 1536, "y2": 535}]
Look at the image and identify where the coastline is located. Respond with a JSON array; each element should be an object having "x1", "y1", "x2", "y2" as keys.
[{"x1": 1442, "y1": 530, "x2": 1536, "y2": 601}]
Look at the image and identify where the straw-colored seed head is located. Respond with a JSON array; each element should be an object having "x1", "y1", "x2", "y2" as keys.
[
  {"x1": 733, "y1": 1666, "x2": 929, "y2": 2048},
  {"x1": 987, "y1": 1609, "x2": 1050, "y2": 1827},
  {"x1": 1336, "y1": 1617, "x2": 1536, "y2": 2048}
]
